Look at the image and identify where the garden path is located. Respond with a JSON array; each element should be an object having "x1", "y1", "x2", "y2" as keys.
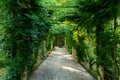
[{"x1": 29, "y1": 47, "x2": 94, "y2": 80}]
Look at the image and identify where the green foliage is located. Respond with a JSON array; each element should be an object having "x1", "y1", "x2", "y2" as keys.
[
  {"x1": 48, "y1": 21, "x2": 75, "y2": 47},
  {"x1": 0, "y1": 0, "x2": 50, "y2": 79},
  {"x1": 50, "y1": 24, "x2": 73, "y2": 35},
  {"x1": 0, "y1": 0, "x2": 120, "y2": 80},
  {"x1": 74, "y1": 0, "x2": 120, "y2": 79}
]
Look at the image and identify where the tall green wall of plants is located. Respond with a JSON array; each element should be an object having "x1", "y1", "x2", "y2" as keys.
[
  {"x1": 63, "y1": 0, "x2": 120, "y2": 80},
  {"x1": 0, "y1": 0, "x2": 50, "y2": 80}
]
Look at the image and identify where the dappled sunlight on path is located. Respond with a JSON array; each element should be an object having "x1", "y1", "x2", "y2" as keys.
[{"x1": 29, "y1": 47, "x2": 94, "y2": 80}]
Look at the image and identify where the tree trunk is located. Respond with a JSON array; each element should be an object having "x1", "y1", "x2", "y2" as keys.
[
  {"x1": 41, "y1": 40, "x2": 45, "y2": 60},
  {"x1": 21, "y1": 66, "x2": 27, "y2": 80},
  {"x1": 96, "y1": 23, "x2": 104, "y2": 80},
  {"x1": 64, "y1": 37, "x2": 66, "y2": 48},
  {"x1": 51, "y1": 39, "x2": 54, "y2": 50},
  {"x1": 113, "y1": 2, "x2": 119, "y2": 79}
]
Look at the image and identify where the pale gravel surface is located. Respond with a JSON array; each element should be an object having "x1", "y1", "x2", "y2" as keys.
[{"x1": 29, "y1": 47, "x2": 94, "y2": 80}]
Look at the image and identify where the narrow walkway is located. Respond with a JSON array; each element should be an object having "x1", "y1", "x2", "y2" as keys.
[{"x1": 29, "y1": 47, "x2": 94, "y2": 80}]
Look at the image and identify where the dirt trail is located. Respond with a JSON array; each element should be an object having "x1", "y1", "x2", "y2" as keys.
[{"x1": 29, "y1": 47, "x2": 94, "y2": 80}]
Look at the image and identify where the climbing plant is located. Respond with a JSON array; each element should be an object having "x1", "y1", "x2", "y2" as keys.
[
  {"x1": 0, "y1": 0, "x2": 50, "y2": 80},
  {"x1": 70, "y1": 0, "x2": 120, "y2": 79},
  {"x1": 0, "y1": 0, "x2": 120, "y2": 80}
]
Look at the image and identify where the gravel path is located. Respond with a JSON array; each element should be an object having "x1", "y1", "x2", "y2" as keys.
[{"x1": 29, "y1": 47, "x2": 94, "y2": 80}]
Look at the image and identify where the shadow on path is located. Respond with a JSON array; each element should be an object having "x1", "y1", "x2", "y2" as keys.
[{"x1": 29, "y1": 47, "x2": 94, "y2": 80}]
